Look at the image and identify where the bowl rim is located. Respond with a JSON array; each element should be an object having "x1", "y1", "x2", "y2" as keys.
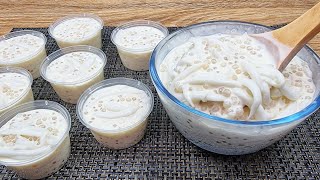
[{"x1": 149, "y1": 20, "x2": 320, "y2": 126}]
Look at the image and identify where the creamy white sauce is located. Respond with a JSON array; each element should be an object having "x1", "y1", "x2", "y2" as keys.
[
  {"x1": 46, "y1": 52, "x2": 104, "y2": 83},
  {"x1": 0, "y1": 109, "x2": 68, "y2": 161},
  {"x1": 53, "y1": 18, "x2": 101, "y2": 42},
  {"x1": 82, "y1": 85, "x2": 151, "y2": 130},
  {"x1": 114, "y1": 26, "x2": 165, "y2": 50},
  {"x1": 0, "y1": 34, "x2": 45, "y2": 63},
  {"x1": 159, "y1": 34, "x2": 315, "y2": 120},
  {"x1": 0, "y1": 73, "x2": 31, "y2": 110}
]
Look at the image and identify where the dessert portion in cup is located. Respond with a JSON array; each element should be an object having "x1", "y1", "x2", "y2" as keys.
[
  {"x1": 0, "y1": 67, "x2": 34, "y2": 116},
  {"x1": 0, "y1": 30, "x2": 47, "y2": 79},
  {"x1": 41, "y1": 45, "x2": 107, "y2": 104},
  {"x1": 150, "y1": 21, "x2": 320, "y2": 155},
  {"x1": 0, "y1": 100, "x2": 71, "y2": 179},
  {"x1": 111, "y1": 20, "x2": 168, "y2": 71},
  {"x1": 49, "y1": 14, "x2": 104, "y2": 48},
  {"x1": 77, "y1": 78, "x2": 154, "y2": 149}
]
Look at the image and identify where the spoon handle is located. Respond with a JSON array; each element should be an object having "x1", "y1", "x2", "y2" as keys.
[{"x1": 273, "y1": 2, "x2": 320, "y2": 71}]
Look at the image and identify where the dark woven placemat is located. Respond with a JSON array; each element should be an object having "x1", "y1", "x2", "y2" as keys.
[{"x1": 0, "y1": 25, "x2": 319, "y2": 179}]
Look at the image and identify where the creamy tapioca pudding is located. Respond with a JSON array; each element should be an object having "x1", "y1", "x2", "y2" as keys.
[
  {"x1": 0, "y1": 68, "x2": 34, "y2": 115},
  {"x1": 0, "y1": 31, "x2": 47, "y2": 78},
  {"x1": 77, "y1": 79, "x2": 154, "y2": 149},
  {"x1": 49, "y1": 14, "x2": 103, "y2": 48},
  {"x1": 41, "y1": 46, "x2": 106, "y2": 104},
  {"x1": 111, "y1": 21, "x2": 168, "y2": 71},
  {"x1": 114, "y1": 26, "x2": 165, "y2": 49},
  {"x1": 0, "y1": 107, "x2": 70, "y2": 179},
  {"x1": 159, "y1": 34, "x2": 316, "y2": 120}
]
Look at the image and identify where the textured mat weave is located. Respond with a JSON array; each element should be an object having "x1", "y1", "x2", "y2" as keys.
[{"x1": 0, "y1": 25, "x2": 319, "y2": 179}]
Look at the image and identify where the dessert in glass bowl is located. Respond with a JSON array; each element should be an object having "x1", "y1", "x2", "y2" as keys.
[{"x1": 150, "y1": 21, "x2": 320, "y2": 155}]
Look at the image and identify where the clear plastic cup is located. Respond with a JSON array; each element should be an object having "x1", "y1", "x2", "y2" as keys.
[
  {"x1": 111, "y1": 20, "x2": 169, "y2": 71},
  {"x1": 40, "y1": 45, "x2": 107, "y2": 104},
  {"x1": 49, "y1": 14, "x2": 104, "y2": 49},
  {"x1": 0, "y1": 67, "x2": 34, "y2": 115},
  {"x1": 0, "y1": 30, "x2": 47, "y2": 79},
  {"x1": 0, "y1": 100, "x2": 71, "y2": 179},
  {"x1": 76, "y1": 78, "x2": 154, "y2": 149}
]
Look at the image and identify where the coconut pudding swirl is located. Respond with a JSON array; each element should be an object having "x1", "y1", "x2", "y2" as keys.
[
  {"x1": 83, "y1": 85, "x2": 150, "y2": 130},
  {"x1": 159, "y1": 34, "x2": 316, "y2": 120},
  {"x1": 46, "y1": 52, "x2": 104, "y2": 83},
  {"x1": 0, "y1": 109, "x2": 67, "y2": 160}
]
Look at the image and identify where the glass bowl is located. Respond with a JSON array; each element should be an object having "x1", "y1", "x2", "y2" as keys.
[{"x1": 149, "y1": 20, "x2": 320, "y2": 155}]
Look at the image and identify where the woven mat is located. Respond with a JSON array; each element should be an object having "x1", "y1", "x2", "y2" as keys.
[{"x1": 0, "y1": 25, "x2": 319, "y2": 179}]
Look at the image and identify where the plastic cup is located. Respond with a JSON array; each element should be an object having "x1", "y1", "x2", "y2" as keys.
[
  {"x1": 0, "y1": 30, "x2": 47, "y2": 79},
  {"x1": 49, "y1": 14, "x2": 104, "y2": 49},
  {"x1": 40, "y1": 45, "x2": 107, "y2": 104},
  {"x1": 0, "y1": 100, "x2": 71, "y2": 179},
  {"x1": 76, "y1": 78, "x2": 154, "y2": 149},
  {"x1": 111, "y1": 20, "x2": 168, "y2": 71},
  {"x1": 0, "y1": 67, "x2": 34, "y2": 115}
]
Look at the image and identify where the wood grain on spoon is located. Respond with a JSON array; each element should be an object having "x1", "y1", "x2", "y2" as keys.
[{"x1": 253, "y1": 2, "x2": 320, "y2": 71}]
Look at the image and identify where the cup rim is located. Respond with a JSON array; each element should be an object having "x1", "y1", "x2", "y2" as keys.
[
  {"x1": 111, "y1": 20, "x2": 169, "y2": 52},
  {"x1": 40, "y1": 45, "x2": 107, "y2": 85},
  {"x1": 0, "y1": 67, "x2": 33, "y2": 111},
  {"x1": 149, "y1": 20, "x2": 320, "y2": 126},
  {"x1": 76, "y1": 77, "x2": 154, "y2": 133},
  {"x1": 0, "y1": 30, "x2": 47, "y2": 64},
  {"x1": 48, "y1": 13, "x2": 104, "y2": 43},
  {"x1": 0, "y1": 100, "x2": 71, "y2": 166}
]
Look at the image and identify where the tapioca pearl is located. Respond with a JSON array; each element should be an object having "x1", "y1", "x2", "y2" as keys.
[
  {"x1": 222, "y1": 89, "x2": 231, "y2": 97},
  {"x1": 305, "y1": 96, "x2": 312, "y2": 100},
  {"x1": 231, "y1": 75, "x2": 238, "y2": 80},
  {"x1": 231, "y1": 96, "x2": 239, "y2": 105},
  {"x1": 235, "y1": 69, "x2": 242, "y2": 74},
  {"x1": 223, "y1": 99, "x2": 232, "y2": 108},
  {"x1": 307, "y1": 89, "x2": 314, "y2": 93},
  {"x1": 220, "y1": 62, "x2": 227, "y2": 67}
]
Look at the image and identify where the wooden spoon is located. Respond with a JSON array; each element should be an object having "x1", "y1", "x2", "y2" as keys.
[{"x1": 251, "y1": 2, "x2": 320, "y2": 71}]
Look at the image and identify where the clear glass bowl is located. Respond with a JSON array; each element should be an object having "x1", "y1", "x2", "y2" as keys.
[{"x1": 149, "y1": 20, "x2": 320, "y2": 155}]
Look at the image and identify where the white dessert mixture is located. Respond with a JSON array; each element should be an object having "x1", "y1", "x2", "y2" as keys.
[
  {"x1": 46, "y1": 52, "x2": 104, "y2": 83},
  {"x1": 114, "y1": 26, "x2": 165, "y2": 50},
  {"x1": 0, "y1": 34, "x2": 45, "y2": 63},
  {"x1": 53, "y1": 18, "x2": 101, "y2": 41},
  {"x1": 0, "y1": 73, "x2": 31, "y2": 110},
  {"x1": 82, "y1": 85, "x2": 151, "y2": 130},
  {"x1": 159, "y1": 34, "x2": 316, "y2": 120},
  {"x1": 0, "y1": 109, "x2": 68, "y2": 161}
]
